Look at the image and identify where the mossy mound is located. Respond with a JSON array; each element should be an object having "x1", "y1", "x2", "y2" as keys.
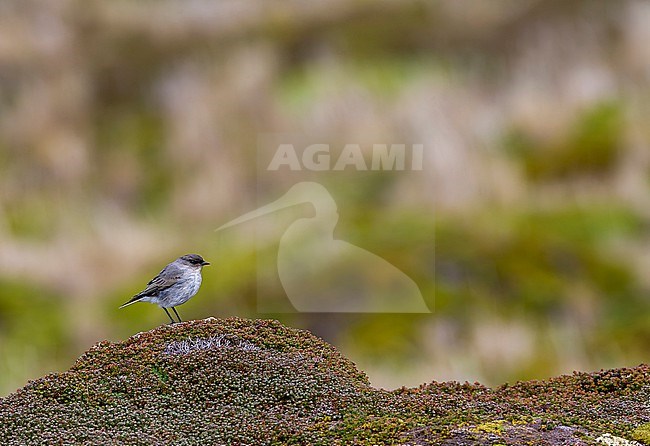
[
  {"x1": 1, "y1": 318, "x2": 649, "y2": 445},
  {"x1": 0, "y1": 318, "x2": 370, "y2": 445}
]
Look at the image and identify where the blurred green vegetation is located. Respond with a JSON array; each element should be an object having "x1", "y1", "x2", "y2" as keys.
[
  {"x1": 1, "y1": 0, "x2": 650, "y2": 396},
  {"x1": 0, "y1": 279, "x2": 71, "y2": 394},
  {"x1": 505, "y1": 101, "x2": 624, "y2": 180}
]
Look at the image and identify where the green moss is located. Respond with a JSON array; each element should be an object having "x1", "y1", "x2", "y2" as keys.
[
  {"x1": 150, "y1": 364, "x2": 169, "y2": 384},
  {"x1": 474, "y1": 420, "x2": 506, "y2": 434},
  {"x1": 631, "y1": 423, "x2": 650, "y2": 444}
]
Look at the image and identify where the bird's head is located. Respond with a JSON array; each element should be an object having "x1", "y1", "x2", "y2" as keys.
[{"x1": 179, "y1": 254, "x2": 210, "y2": 268}]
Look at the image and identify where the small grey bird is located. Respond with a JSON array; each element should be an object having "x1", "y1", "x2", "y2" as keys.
[{"x1": 120, "y1": 254, "x2": 210, "y2": 324}]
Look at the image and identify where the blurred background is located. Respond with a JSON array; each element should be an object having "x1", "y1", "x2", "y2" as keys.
[{"x1": 2, "y1": 0, "x2": 650, "y2": 396}]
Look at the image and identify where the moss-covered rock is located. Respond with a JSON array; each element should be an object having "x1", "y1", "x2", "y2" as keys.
[{"x1": 0, "y1": 318, "x2": 649, "y2": 445}]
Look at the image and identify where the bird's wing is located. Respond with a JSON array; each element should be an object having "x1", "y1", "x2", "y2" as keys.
[{"x1": 119, "y1": 263, "x2": 183, "y2": 307}]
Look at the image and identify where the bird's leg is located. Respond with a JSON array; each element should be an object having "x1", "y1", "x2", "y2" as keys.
[
  {"x1": 163, "y1": 307, "x2": 175, "y2": 324},
  {"x1": 172, "y1": 307, "x2": 182, "y2": 323}
]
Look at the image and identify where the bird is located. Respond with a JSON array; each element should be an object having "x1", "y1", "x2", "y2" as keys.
[
  {"x1": 217, "y1": 182, "x2": 429, "y2": 313},
  {"x1": 119, "y1": 254, "x2": 210, "y2": 324}
]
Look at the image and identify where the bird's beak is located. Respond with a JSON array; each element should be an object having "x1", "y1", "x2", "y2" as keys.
[
  {"x1": 202, "y1": 261, "x2": 210, "y2": 266},
  {"x1": 216, "y1": 188, "x2": 304, "y2": 231}
]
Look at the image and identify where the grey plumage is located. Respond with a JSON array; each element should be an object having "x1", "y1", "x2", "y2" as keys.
[{"x1": 120, "y1": 254, "x2": 210, "y2": 324}]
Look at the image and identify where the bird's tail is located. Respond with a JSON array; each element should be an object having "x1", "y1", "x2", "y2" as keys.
[{"x1": 119, "y1": 295, "x2": 145, "y2": 309}]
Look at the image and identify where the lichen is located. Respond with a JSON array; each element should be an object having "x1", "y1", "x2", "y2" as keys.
[
  {"x1": 163, "y1": 334, "x2": 259, "y2": 355},
  {"x1": 631, "y1": 423, "x2": 650, "y2": 444},
  {"x1": 597, "y1": 433, "x2": 644, "y2": 446}
]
